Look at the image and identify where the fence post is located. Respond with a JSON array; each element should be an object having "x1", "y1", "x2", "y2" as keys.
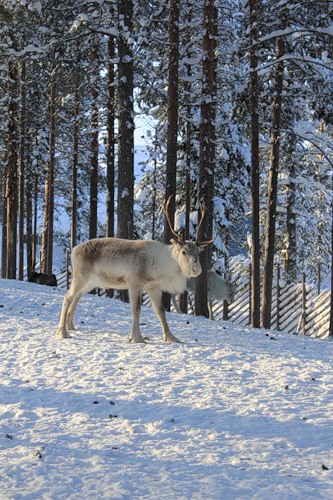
[
  {"x1": 301, "y1": 271, "x2": 306, "y2": 335},
  {"x1": 330, "y1": 288, "x2": 333, "y2": 337},
  {"x1": 66, "y1": 248, "x2": 70, "y2": 290},
  {"x1": 318, "y1": 262, "x2": 321, "y2": 295},
  {"x1": 330, "y1": 200, "x2": 333, "y2": 336},
  {"x1": 223, "y1": 299, "x2": 228, "y2": 321},
  {"x1": 248, "y1": 263, "x2": 252, "y2": 326},
  {"x1": 276, "y1": 264, "x2": 280, "y2": 331}
]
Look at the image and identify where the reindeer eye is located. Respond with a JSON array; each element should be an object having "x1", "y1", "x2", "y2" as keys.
[{"x1": 182, "y1": 249, "x2": 187, "y2": 255}]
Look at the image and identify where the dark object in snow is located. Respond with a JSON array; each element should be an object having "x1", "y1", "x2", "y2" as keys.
[
  {"x1": 109, "y1": 400, "x2": 115, "y2": 405},
  {"x1": 109, "y1": 414, "x2": 118, "y2": 419},
  {"x1": 49, "y1": 352, "x2": 60, "y2": 359},
  {"x1": 93, "y1": 401, "x2": 99, "y2": 404},
  {"x1": 5, "y1": 434, "x2": 13, "y2": 439},
  {"x1": 322, "y1": 464, "x2": 329, "y2": 470},
  {"x1": 33, "y1": 450, "x2": 42, "y2": 459},
  {"x1": 285, "y1": 385, "x2": 289, "y2": 390},
  {"x1": 28, "y1": 271, "x2": 57, "y2": 287}
]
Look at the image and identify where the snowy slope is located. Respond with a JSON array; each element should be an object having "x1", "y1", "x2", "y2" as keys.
[{"x1": 1, "y1": 278, "x2": 333, "y2": 499}]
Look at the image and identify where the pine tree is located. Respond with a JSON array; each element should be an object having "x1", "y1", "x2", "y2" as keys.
[
  {"x1": 41, "y1": 54, "x2": 56, "y2": 275},
  {"x1": 89, "y1": 42, "x2": 99, "y2": 241},
  {"x1": 163, "y1": 0, "x2": 180, "y2": 245},
  {"x1": 106, "y1": 33, "x2": 116, "y2": 239},
  {"x1": 117, "y1": 0, "x2": 134, "y2": 241},
  {"x1": 248, "y1": 0, "x2": 261, "y2": 327},
  {"x1": 195, "y1": 0, "x2": 217, "y2": 317},
  {"x1": 4, "y1": 36, "x2": 18, "y2": 279}
]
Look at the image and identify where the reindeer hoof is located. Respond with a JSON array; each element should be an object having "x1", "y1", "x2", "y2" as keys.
[
  {"x1": 129, "y1": 337, "x2": 147, "y2": 344},
  {"x1": 165, "y1": 334, "x2": 182, "y2": 343},
  {"x1": 55, "y1": 330, "x2": 71, "y2": 339}
]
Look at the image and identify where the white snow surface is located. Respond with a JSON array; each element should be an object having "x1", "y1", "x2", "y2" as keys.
[{"x1": 1, "y1": 278, "x2": 333, "y2": 499}]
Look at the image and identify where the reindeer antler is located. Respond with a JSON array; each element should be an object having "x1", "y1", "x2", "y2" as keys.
[
  {"x1": 163, "y1": 195, "x2": 184, "y2": 243},
  {"x1": 195, "y1": 200, "x2": 215, "y2": 246}
]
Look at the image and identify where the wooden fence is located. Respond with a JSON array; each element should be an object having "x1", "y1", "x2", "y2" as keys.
[{"x1": 146, "y1": 259, "x2": 333, "y2": 340}]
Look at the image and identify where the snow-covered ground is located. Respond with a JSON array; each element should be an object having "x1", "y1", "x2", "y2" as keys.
[{"x1": 1, "y1": 278, "x2": 333, "y2": 499}]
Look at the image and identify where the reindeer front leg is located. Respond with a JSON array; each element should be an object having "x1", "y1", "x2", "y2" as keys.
[
  {"x1": 149, "y1": 289, "x2": 181, "y2": 343},
  {"x1": 66, "y1": 293, "x2": 83, "y2": 330},
  {"x1": 128, "y1": 286, "x2": 146, "y2": 343},
  {"x1": 56, "y1": 279, "x2": 91, "y2": 339},
  {"x1": 56, "y1": 289, "x2": 74, "y2": 339}
]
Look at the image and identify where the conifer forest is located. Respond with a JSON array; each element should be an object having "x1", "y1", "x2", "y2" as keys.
[{"x1": 1, "y1": 0, "x2": 333, "y2": 326}]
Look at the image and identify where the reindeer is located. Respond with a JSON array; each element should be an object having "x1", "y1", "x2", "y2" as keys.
[
  {"x1": 56, "y1": 198, "x2": 213, "y2": 342},
  {"x1": 171, "y1": 270, "x2": 236, "y2": 319},
  {"x1": 28, "y1": 271, "x2": 58, "y2": 287}
]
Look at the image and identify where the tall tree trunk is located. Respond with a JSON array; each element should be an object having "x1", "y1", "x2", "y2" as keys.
[
  {"x1": 195, "y1": 0, "x2": 217, "y2": 317},
  {"x1": 285, "y1": 136, "x2": 297, "y2": 283},
  {"x1": 71, "y1": 50, "x2": 80, "y2": 250},
  {"x1": 178, "y1": 108, "x2": 192, "y2": 314},
  {"x1": 5, "y1": 57, "x2": 18, "y2": 279},
  {"x1": 105, "y1": 32, "x2": 116, "y2": 299},
  {"x1": 32, "y1": 174, "x2": 38, "y2": 270},
  {"x1": 26, "y1": 170, "x2": 33, "y2": 277},
  {"x1": 178, "y1": 34, "x2": 193, "y2": 314},
  {"x1": 106, "y1": 34, "x2": 115, "y2": 238},
  {"x1": 41, "y1": 63, "x2": 56, "y2": 274},
  {"x1": 117, "y1": 0, "x2": 134, "y2": 302},
  {"x1": 117, "y1": 0, "x2": 134, "y2": 241},
  {"x1": 89, "y1": 43, "x2": 99, "y2": 241},
  {"x1": 249, "y1": 0, "x2": 261, "y2": 327},
  {"x1": 18, "y1": 61, "x2": 26, "y2": 280},
  {"x1": 163, "y1": 0, "x2": 179, "y2": 245},
  {"x1": 1, "y1": 196, "x2": 6, "y2": 276},
  {"x1": 151, "y1": 129, "x2": 158, "y2": 240},
  {"x1": 163, "y1": 0, "x2": 180, "y2": 310},
  {"x1": 261, "y1": 34, "x2": 285, "y2": 329},
  {"x1": 329, "y1": 197, "x2": 333, "y2": 337}
]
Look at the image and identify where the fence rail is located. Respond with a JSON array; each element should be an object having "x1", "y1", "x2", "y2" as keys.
[{"x1": 208, "y1": 265, "x2": 332, "y2": 339}]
